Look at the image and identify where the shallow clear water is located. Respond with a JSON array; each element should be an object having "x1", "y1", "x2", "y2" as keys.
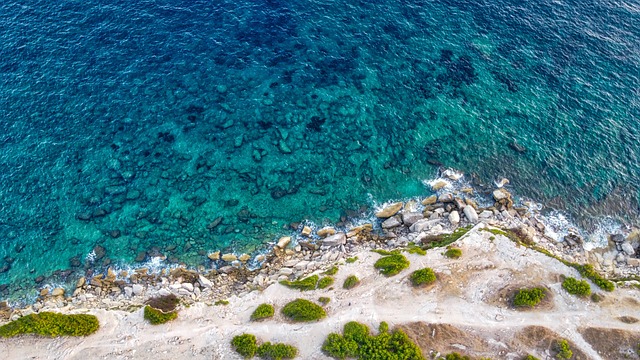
[{"x1": 0, "y1": 0, "x2": 638, "y2": 299}]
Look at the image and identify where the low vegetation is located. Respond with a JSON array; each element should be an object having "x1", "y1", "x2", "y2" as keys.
[
  {"x1": 440, "y1": 353, "x2": 470, "y2": 360},
  {"x1": 232, "y1": 333, "x2": 298, "y2": 359},
  {"x1": 555, "y1": 339, "x2": 573, "y2": 359},
  {"x1": 343, "y1": 275, "x2": 360, "y2": 289},
  {"x1": 345, "y1": 256, "x2": 359, "y2": 264},
  {"x1": 144, "y1": 294, "x2": 180, "y2": 325},
  {"x1": 281, "y1": 299, "x2": 326, "y2": 322},
  {"x1": 144, "y1": 305, "x2": 178, "y2": 325},
  {"x1": 371, "y1": 249, "x2": 400, "y2": 256},
  {"x1": 406, "y1": 243, "x2": 426, "y2": 256},
  {"x1": 215, "y1": 299, "x2": 230, "y2": 306},
  {"x1": 423, "y1": 225, "x2": 472, "y2": 249},
  {"x1": 574, "y1": 264, "x2": 614, "y2": 292},
  {"x1": 374, "y1": 253, "x2": 410, "y2": 276},
  {"x1": 322, "y1": 321, "x2": 423, "y2": 359},
  {"x1": 444, "y1": 247, "x2": 462, "y2": 259},
  {"x1": 0, "y1": 312, "x2": 99, "y2": 337},
  {"x1": 256, "y1": 342, "x2": 298, "y2": 359},
  {"x1": 523, "y1": 355, "x2": 540, "y2": 360},
  {"x1": 324, "y1": 266, "x2": 339, "y2": 275},
  {"x1": 562, "y1": 277, "x2": 591, "y2": 297},
  {"x1": 410, "y1": 268, "x2": 437, "y2": 287},
  {"x1": 232, "y1": 333, "x2": 258, "y2": 358},
  {"x1": 280, "y1": 275, "x2": 320, "y2": 291},
  {"x1": 318, "y1": 297, "x2": 331, "y2": 305},
  {"x1": 251, "y1": 304, "x2": 275, "y2": 321},
  {"x1": 318, "y1": 276, "x2": 335, "y2": 289},
  {"x1": 513, "y1": 287, "x2": 546, "y2": 307}
]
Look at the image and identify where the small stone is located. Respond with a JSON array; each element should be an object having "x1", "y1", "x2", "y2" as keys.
[
  {"x1": 158, "y1": 288, "x2": 171, "y2": 297},
  {"x1": 254, "y1": 254, "x2": 266, "y2": 263},
  {"x1": 238, "y1": 253, "x2": 251, "y2": 262},
  {"x1": 76, "y1": 277, "x2": 86, "y2": 288},
  {"x1": 124, "y1": 287, "x2": 133, "y2": 297},
  {"x1": 479, "y1": 210, "x2": 493, "y2": 219},
  {"x1": 208, "y1": 251, "x2": 220, "y2": 260},
  {"x1": 51, "y1": 288, "x2": 65, "y2": 297},
  {"x1": 279, "y1": 268, "x2": 294, "y2": 276},
  {"x1": 39, "y1": 288, "x2": 49, "y2": 297},
  {"x1": 421, "y1": 195, "x2": 437, "y2": 206},
  {"x1": 317, "y1": 227, "x2": 336, "y2": 237},
  {"x1": 492, "y1": 188, "x2": 511, "y2": 201},
  {"x1": 301, "y1": 226, "x2": 312, "y2": 236},
  {"x1": 375, "y1": 202, "x2": 403, "y2": 218},
  {"x1": 277, "y1": 236, "x2": 291, "y2": 249},
  {"x1": 382, "y1": 216, "x2": 402, "y2": 229},
  {"x1": 463, "y1": 206, "x2": 479, "y2": 223},
  {"x1": 449, "y1": 211, "x2": 460, "y2": 224},
  {"x1": 221, "y1": 253, "x2": 237, "y2": 262}
]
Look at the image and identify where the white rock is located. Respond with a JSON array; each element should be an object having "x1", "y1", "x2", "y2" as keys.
[
  {"x1": 132, "y1": 284, "x2": 144, "y2": 296},
  {"x1": 463, "y1": 206, "x2": 479, "y2": 223},
  {"x1": 198, "y1": 275, "x2": 213, "y2": 289},
  {"x1": 277, "y1": 236, "x2": 292, "y2": 249},
  {"x1": 322, "y1": 233, "x2": 347, "y2": 247},
  {"x1": 124, "y1": 286, "x2": 133, "y2": 297},
  {"x1": 479, "y1": 210, "x2": 493, "y2": 219},
  {"x1": 449, "y1": 211, "x2": 460, "y2": 224},
  {"x1": 158, "y1": 288, "x2": 171, "y2": 297},
  {"x1": 382, "y1": 216, "x2": 402, "y2": 229},
  {"x1": 402, "y1": 212, "x2": 424, "y2": 226},
  {"x1": 279, "y1": 268, "x2": 294, "y2": 276},
  {"x1": 182, "y1": 283, "x2": 194, "y2": 292},
  {"x1": 621, "y1": 242, "x2": 635, "y2": 256},
  {"x1": 410, "y1": 219, "x2": 442, "y2": 233},
  {"x1": 295, "y1": 261, "x2": 310, "y2": 271}
]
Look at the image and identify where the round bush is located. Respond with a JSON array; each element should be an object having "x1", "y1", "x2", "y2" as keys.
[
  {"x1": 232, "y1": 333, "x2": 258, "y2": 359},
  {"x1": 513, "y1": 288, "x2": 546, "y2": 307},
  {"x1": 0, "y1": 312, "x2": 99, "y2": 337},
  {"x1": 281, "y1": 298, "x2": 326, "y2": 322},
  {"x1": 343, "y1": 275, "x2": 360, "y2": 290},
  {"x1": 444, "y1": 248, "x2": 462, "y2": 259},
  {"x1": 144, "y1": 306, "x2": 178, "y2": 325},
  {"x1": 410, "y1": 268, "x2": 437, "y2": 287},
  {"x1": 374, "y1": 254, "x2": 410, "y2": 276},
  {"x1": 251, "y1": 303, "x2": 275, "y2": 321},
  {"x1": 562, "y1": 277, "x2": 591, "y2": 297}
]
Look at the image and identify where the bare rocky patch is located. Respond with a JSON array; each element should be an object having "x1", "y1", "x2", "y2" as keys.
[{"x1": 579, "y1": 327, "x2": 640, "y2": 359}]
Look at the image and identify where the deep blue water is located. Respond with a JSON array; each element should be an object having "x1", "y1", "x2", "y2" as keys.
[{"x1": 0, "y1": 0, "x2": 638, "y2": 300}]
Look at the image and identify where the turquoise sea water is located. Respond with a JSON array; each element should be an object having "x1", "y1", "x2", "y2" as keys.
[{"x1": 0, "y1": 0, "x2": 638, "y2": 300}]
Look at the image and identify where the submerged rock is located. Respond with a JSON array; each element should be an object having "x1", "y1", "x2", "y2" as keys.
[{"x1": 375, "y1": 202, "x2": 403, "y2": 218}]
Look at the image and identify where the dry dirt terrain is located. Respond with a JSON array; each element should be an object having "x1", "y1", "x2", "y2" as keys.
[{"x1": 2, "y1": 225, "x2": 639, "y2": 359}]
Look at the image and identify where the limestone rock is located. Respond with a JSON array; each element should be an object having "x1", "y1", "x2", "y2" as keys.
[
  {"x1": 76, "y1": 277, "x2": 86, "y2": 288},
  {"x1": 322, "y1": 233, "x2": 347, "y2": 247},
  {"x1": 182, "y1": 283, "x2": 194, "y2": 292},
  {"x1": 317, "y1": 227, "x2": 336, "y2": 238},
  {"x1": 277, "y1": 236, "x2": 292, "y2": 249},
  {"x1": 39, "y1": 288, "x2": 49, "y2": 297},
  {"x1": 402, "y1": 212, "x2": 424, "y2": 227},
  {"x1": 51, "y1": 288, "x2": 65, "y2": 297},
  {"x1": 621, "y1": 242, "x2": 635, "y2": 256},
  {"x1": 221, "y1": 253, "x2": 237, "y2": 262},
  {"x1": 208, "y1": 251, "x2": 220, "y2": 260},
  {"x1": 492, "y1": 188, "x2": 511, "y2": 201},
  {"x1": 627, "y1": 258, "x2": 640, "y2": 267},
  {"x1": 375, "y1": 202, "x2": 403, "y2": 218},
  {"x1": 198, "y1": 275, "x2": 213, "y2": 289},
  {"x1": 382, "y1": 216, "x2": 402, "y2": 229},
  {"x1": 409, "y1": 219, "x2": 442, "y2": 233},
  {"x1": 449, "y1": 211, "x2": 460, "y2": 224},
  {"x1": 301, "y1": 226, "x2": 312, "y2": 236},
  {"x1": 421, "y1": 195, "x2": 437, "y2": 206},
  {"x1": 238, "y1": 253, "x2": 251, "y2": 262},
  {"x1": 438, "y1": 193, "x2": 454, "y2": 203},
  {"x1": 124, "y1": 286, "x2": 133, "y2": 297},
  {"x1": 463, "y1": 206, "x2": 479, "y2": 223}
]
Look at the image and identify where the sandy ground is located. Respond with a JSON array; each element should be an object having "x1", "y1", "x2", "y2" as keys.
[{"x1": 2, "y1": 225, "x2": 639, "y2": 359}]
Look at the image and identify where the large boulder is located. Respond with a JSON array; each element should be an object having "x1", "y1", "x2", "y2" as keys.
[
  {"x1": 382, "y1": 216, "x2": 402, "y2": 229},
  {"x1": 375, "y1": 202, "x2": 403, "y2": 218},
  {"x1": 322, "y1": 233, "x2": 347, "y2": 247},
  {"x1": 401, "y1": 212, "x2": 424, "y2": 227},
  {"x1": 421, "y1": 195, "x2": 437, "y2": 206},
  {"x1": 463, "y1": 206, "x2": 479, "y2": 223},
  {"x1": 409, "y1": 219, "x2": 442, "y2": 233},
  {"x1": 448, "y1": 211, "x2": 460, "y2": 224},
  {"x1": 277, "y1": 236, "x2": 292, "y2": 249}
]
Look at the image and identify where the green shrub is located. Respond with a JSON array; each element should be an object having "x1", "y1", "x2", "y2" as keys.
[
  {"x1": 215, "y1": 299, "x2": 230, "y2": 306},
  {"x1": 232, "y1": 333, "x2": 258, "y2": 359},
  {"x1": 251, "y1": 304, "x2": 275, "y2": 321},
  {"x1": 444, "y1": 248, "x2": 462, "y2": 259},
  {"x1": 374, "y1": 254, "x2": 410, "y2": 276},
  {"x1": 410, "y1": 268, "x2": 437, "y2": 287},
  {"x1": 523, "y1": 355, "x2": 540, "y2": 360},
  {"x1": 281, "y1": 299, "x2": 326, "y2": 322},
  {"x1": 406, "y1": 243, "x2": 426, "y2": 256},
  {"x1": 575, "y1": 264, "x2": 614, "y2": 292},
  {"x1": 513, "y1": 288, "x2": 546, "y2": 307},
  {"x1": 318, "y1": 297, "x2": 331, "y2": 305},
  {"x1": 555, "y1": 339, "x2": 573, "y2": 359},
  {"x1": 256, "y1": 342, "x2": 298, "y2": 360},
  {"x1": 378, "y1": 321, "x2": 389, "y2": 333},
  {"x1": 343, "y1": 275, "x2": 360, "y2": 290},
  {"x1": 0, "y1": 312, "x2": 99, "y2": 337},
  {"x1": 371, "y1": 249, "x2": 400, "y2": 256},
  {"x1": 318, "y1": 276, "x2": 335, "y2": 289},
  {"x1": 590, "y1": 293, "x2": 604, "y2": 302},
  {"x1": 324, "y1": 266, "x2": 339, "y2": 275},
  {"x1": 562, "y1": 277, "x2": 591, "y2": 297},
  {"x1": 144, "y1": 306, "x2": 178, "y2": 325},
  {"x1": 423, "y1": 225, "x2": 472, "y2": 249},
  {"x1": 442, "y1": 353, "x2": 470, "y2": 360},
  {"x1": 280, "y1": 275, "x2": 319, "y2": 291},
  {"x1": 323, "y1": 321, "x2": 423, "y2": 359},
  {"x1": 346, "y1": 256, "x2": 359, "y2": 263}
]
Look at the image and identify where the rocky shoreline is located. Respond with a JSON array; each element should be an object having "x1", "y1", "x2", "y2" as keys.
[{"x1": 2, "y1": 177, "x2": 639, "y2": 324}]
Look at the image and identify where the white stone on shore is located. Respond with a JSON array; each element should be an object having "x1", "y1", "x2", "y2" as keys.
[
  {"x1": 382, "y1": 216, "x2": 402, "y2": 229},
  {"x1": 301, "y1": 226, "x2": 312, "y2": 236},
  {"x1": 182, "y1": 283, "x2": 194, "y2": 292},
  {"x1": 621, "y1": 242, "x2": 635, "y2": 256},
  {"x1": 410, "y1": 219, "x2": 442, "y2": 233},
  {"x1": 322, "y1": 233, "x2": 347, "y2": 247},
  {"x1": 449, "y1": 211, "x2": 460, "y2": 224},
  {"x1": 132, "y1": 284, "x2": 144, "y2": 296},
  {"x1": 375, "y1": 202, "x2": 403, "y2": 218},
  {"x1": 198, "y1": 275, "x2": 213, "y2": 289},
  {"x1": 158, "y1": 288, "x2": 171, "y2": 297},
  {"x1": 402, "y1": 212, "x2": 424, "y2": 226},
  {"x1": 279, "y1": 268, "x2": 294, "y2": 276},
  {"x1": 277, "y1": 236, "x2": 291, "y2": 249},
  {"x1": 463, "y1": 206, "x2": 479, "y2": 223},
  {"x1": 493, "y1": 188, "x2": 511, "y2": 201},
  {"x1": 479, "y1": 210, "x2": 493, "y2": 219},
  {"x1": 124, "y1": 286, "x2": 133, "y2": 297}
]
